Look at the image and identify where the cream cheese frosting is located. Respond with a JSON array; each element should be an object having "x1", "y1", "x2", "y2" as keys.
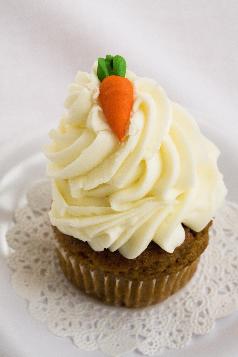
[{"x1": 45, "y1": 65, "x2": 227, "y2": 259}]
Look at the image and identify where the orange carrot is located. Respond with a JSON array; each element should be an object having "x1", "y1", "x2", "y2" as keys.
[
  {"x1": 99, "y1": 75, "x2": 133, "y2": 141},
  {"x1": 97, "y1": 55, "x2": 134, "y2": 141}
]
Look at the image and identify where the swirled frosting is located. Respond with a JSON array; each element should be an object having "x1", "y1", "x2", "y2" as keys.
[{"x1": 45, "y1": 66, "x2": 227, "y2": 259}]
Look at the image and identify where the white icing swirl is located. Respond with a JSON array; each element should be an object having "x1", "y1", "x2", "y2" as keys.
[{"x1": 45, "y1": 67, "x2": 227, "y2": 259}]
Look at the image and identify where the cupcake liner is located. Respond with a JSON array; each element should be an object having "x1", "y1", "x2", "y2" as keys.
[{"x1": 55, "y1": 242, "x2": 199, "y2": 308}]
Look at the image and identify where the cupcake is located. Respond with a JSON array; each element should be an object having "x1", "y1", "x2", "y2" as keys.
[{"x1": 45, "y1": 55, "x2": 226, "y2": 308}]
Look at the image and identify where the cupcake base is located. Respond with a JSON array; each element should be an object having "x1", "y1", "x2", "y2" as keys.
[
  {"x1": 53, "y1": 223, "x2": 210, "y2": 308},
  {"x1": 56, "y1": 244, "x2": 199, "y2": 307}
]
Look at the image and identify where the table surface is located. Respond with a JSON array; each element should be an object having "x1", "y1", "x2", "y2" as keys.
[{"x1": 1, "y1": 1, "x2": 238, "y2": 356}]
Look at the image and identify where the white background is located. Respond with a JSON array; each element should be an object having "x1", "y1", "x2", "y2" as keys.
[{"x1": 1, "y1": 1, "x2": 238, "y2": 356}]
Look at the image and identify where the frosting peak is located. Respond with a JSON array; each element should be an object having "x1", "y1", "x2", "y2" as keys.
[{"x1": 45, "y1": 67, "x2": 227, "y2": 259}]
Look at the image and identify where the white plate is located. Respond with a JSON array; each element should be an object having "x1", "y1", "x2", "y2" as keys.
[{"x1": 0, "y1": 124, "x2": 238, "y2": 357}]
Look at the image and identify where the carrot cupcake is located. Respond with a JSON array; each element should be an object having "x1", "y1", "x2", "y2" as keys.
[{"x1": 45, "y1": 55, "x2": 227, "y2": 307}]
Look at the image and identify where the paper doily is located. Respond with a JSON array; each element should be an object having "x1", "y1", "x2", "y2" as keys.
[{"x1": 6, "y1": 180, "x2": 238, "y2": 356}]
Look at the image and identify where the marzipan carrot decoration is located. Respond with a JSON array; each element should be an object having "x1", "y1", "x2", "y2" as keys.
[{"x1": 97, "y1": 55, "x2": 134, "y2": 141}]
